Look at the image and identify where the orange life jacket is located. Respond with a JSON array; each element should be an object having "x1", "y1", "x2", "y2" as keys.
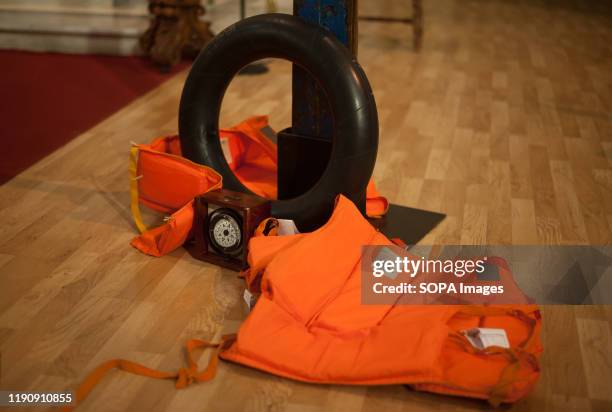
[
  {"x1": 65, "y1": 195, "x2": 541, "y2": 411},
  {"x1": 226, "y1": 195, "x2": 542, "y2": 405},
  {"x1": 129, "y1": 116, "x2": 388, "y2": 257}
]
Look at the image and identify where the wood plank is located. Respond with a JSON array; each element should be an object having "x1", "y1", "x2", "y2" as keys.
[{"x1": 576, "y1": 318, "x2": 612, "y2": 401}]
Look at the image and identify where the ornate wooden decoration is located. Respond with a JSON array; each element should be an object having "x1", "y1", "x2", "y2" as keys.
[{"x1": 140, "y1": 0, "x2": 214, "y2": 69}]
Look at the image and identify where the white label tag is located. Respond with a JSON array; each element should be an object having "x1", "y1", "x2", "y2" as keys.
[
  {"x1": 463, "y1": 328, "x2": 510, "y2": 349},
  {"x1": 243, "y1": 288, "x2": 252, "y2": 307},
  {"x1": 243, "y1": 288, "x2": 259, "y2": 311},
  {"x1": 277, "y1": 219, "x2": 299, "y2": 236},
  {"x1": 220, "y1": 137, "x2": 232, "y2": 165}
]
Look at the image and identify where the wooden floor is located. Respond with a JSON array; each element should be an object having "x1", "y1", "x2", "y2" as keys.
[{"x1": 1, "y1": 0, "x2": 611, "y2": 411}]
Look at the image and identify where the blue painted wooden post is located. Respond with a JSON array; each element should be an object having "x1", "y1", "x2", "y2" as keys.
[
  {"x1": 283, "y1": 0, "x2": 445, "y2": 242},
  {"x1": 277, "y1": 0, "x2": 358, "y2": 200},
  {"x1": 292, "y1": 0, "x2": 357, "y2": 139}
]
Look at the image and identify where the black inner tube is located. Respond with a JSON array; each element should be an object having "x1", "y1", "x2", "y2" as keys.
[{"x1": 179, "y1": 13, "x2": 378, "y2": 231}]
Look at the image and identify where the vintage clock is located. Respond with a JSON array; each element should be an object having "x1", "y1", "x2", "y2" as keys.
[{"x1": 190, "y1": 189, "x2": 271, "y2": 270}]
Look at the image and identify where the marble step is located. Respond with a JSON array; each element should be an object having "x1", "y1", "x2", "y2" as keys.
[
  {"x1": 0, "y1": 0, "x2": 291, "y2": 56},
  {"x1": 0, "y1": 0, "x2": 147, "y2": 17},
  {"x1": 0, "y1": 4, "x2": 149, "y2": 55}
]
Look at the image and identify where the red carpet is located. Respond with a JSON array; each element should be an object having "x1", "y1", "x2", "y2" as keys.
[{"x1": 0, "y1": 51, "x2": 189, "y2": 184}]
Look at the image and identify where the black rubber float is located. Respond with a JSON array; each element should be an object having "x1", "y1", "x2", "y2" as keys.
[{"x1": 179, "y1": 13, "x2": 378, "y2": 231}]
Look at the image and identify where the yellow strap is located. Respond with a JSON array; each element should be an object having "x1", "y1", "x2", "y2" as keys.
[{"x1": 129, "y1": 146, "x2": 148, "y2": 234}]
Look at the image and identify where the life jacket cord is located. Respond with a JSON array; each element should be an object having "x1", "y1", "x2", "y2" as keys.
[{"x1": 62, "y1": 335, "x2": 236, "y2": 411}]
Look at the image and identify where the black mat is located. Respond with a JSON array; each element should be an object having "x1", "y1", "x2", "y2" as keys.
[{"x1": 368, "y1": 203, "x2": 446, "y2": 245}]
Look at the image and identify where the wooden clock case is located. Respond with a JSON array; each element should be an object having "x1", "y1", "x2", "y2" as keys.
[{"x1": 189, "y1": 189, "x2": 270, "y2": 271}]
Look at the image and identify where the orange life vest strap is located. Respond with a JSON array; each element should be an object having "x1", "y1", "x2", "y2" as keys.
[
  {"x1": 62, "y1": 336, "x2": 234, "y2": 411},
  {"x1": 254, "y1": 217, "x2": 279, "y2": 237},
  {"x1": 449, "y1": 308, "x2": 540, "y2": 406}
]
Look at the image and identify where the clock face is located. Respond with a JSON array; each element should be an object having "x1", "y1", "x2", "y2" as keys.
[{"x1": 207, "y1": 208, "x2": 243, "y2": 256}]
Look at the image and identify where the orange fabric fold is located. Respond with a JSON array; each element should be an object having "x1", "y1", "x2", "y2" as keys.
[{"x1": 130, "y1": 200, "x2": 196, "y2": 257}]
